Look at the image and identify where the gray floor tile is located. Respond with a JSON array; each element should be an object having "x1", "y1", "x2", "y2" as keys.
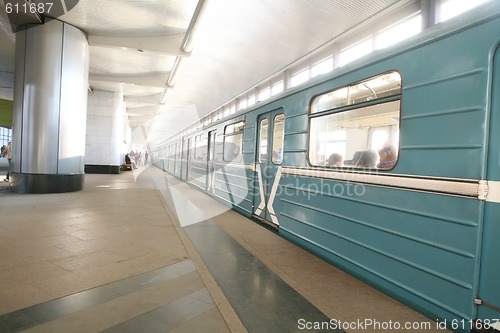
[
  {"x1": 0, "y1": 260, "x2": 196, "y2": 332},
  {"x1": 184, "y1": 219, "x2": 344, "y2": 333}
]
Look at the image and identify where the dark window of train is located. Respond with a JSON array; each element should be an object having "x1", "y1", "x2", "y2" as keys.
[
  {"x1": 223, "y1": 121, "x2": 245, "y2": 162},
  {"x1": 309, "y1": 71, "x2": 401, "y2": 170}
]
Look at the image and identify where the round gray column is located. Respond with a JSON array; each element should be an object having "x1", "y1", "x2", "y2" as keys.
[{"x1": 11, "y1": 20, "x2": 89, "y2": 193}]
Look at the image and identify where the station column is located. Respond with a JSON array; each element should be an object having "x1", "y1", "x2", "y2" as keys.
[{"x1": 10, "y1": 19, "x2": 89, "y2": 193}]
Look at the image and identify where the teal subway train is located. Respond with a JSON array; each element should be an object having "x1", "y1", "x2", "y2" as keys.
[{"x1": 153, "y1": 2, "x2": 500, "y2": 331}]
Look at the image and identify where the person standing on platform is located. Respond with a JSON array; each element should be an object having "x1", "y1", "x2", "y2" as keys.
[
  {"x1": 3, "y1": 141, "x2": 11, "y2": 182},
  {"x1": 134, "y1": 150, "x2": 140, "y2": 165}
]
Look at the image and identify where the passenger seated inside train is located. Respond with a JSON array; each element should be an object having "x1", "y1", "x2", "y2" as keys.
[
  {"x1": 326, "y1": 153, "x2": 343, "y2": 167},
  {"x1": 355, "y1": 150, "x2": 378, "y2": 168},
  {"x1": 377, "y1": 144, "x2": 397, "y2": 169},
  {"x1": 343, "y1": 151, "x2": 362, "y2": 166}
]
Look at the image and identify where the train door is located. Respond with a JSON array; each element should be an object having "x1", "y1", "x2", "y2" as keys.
[
  {"x1": 207, "y1": 130, "x2": 216, "y2": 193},
  {"x1": 253, "y1": 109, "x2": 285, "y2": 226},
  {"x1": 476, "y1": 45, "x2": 500, "y2": 326}
]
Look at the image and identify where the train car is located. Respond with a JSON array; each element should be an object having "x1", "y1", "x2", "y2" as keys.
[{"x1": 153, "y1": 2, "x2": 500, "y2": 331}]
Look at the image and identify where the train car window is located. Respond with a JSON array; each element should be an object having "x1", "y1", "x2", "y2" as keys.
[
  {"x1": 339, "y1": 38, "x2": 373, "y2": 67},
  {"x1": 259, "y1": 87, "x2": 270, "y2": 101},
  {"x1": 272, "y1": 114, "x2": 285, "y2": 164},
  {"x1": 309, "y1": 71, "x2": 401, "y2": 170},
  {"x1": 248, "y1": 94, "x2": 256, "y2": 107},
  {"x1": 439, "y1": 0, "x2": 491, "y2": 22},
  {"x1": 291, "y1": 68, "x2": 309, "y2": 87},
  {"x1": 271, "y1": 80, "x2": 284, "y2": 96},
  {"x1": 376, "y1": 13, "x2": 421, "y2": 50},
  {"x1": 311, "y1": 71, "x2": 401, "y2": 114},
  {"x1": 223, "y1": 121, "x2": 245, "y2": 162},
  {"x1": 259, "y1": 118, "x2": 269, "y2": 163},
  {"x1": 312, "y1": 56, "x2": 333, "y2": 78}
]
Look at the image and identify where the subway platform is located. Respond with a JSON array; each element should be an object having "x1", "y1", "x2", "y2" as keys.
[{"x1": 0, "y1": 160, "x2": 448, "y2": 333}]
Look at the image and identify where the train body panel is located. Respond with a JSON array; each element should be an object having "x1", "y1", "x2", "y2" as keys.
[
  {"x1": 476, "y1": 43, "x2": 500, "y2": 324},
  {"x1": 153, "y1": 3, "x2": 500, "y2": 331},
  {"x1": 279, "y1": 176, "x2": 482, "y2": 322}
]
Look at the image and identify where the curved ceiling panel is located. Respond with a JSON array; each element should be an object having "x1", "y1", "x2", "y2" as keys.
[
  {"x1": 89, "y1": 46, "x2": 175, "y2": 75},
  {"x1": 58, "y1": 0, "x2": 198, "y2": 37}
]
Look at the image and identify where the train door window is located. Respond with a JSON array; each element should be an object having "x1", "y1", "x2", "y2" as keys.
[
  {"x1": 259, "y1": 118, "x2": 269, "y2": 163},
  {"x1": 309, "y1": 71, "x2": 401, "y2": 169},
  {"x1": 223, "y1": 121, "x2": 245, "y2": 162},
  {"x1": 272, "y1": 114, "x2": 285, "y2": 164},
  {"x1": 188, "y1": 138, "x2": 194, "y2": 160},
  {"x1": 208, "y1": 131, "x2": 216, "y2": 161},
  {"x1": 214, "y1": 132, "x2": 224, "y2": 162}
]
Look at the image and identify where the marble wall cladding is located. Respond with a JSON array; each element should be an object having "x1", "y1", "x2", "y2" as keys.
[{"x1": 85, "y1": 91, "x2": 127, "y2": 166}]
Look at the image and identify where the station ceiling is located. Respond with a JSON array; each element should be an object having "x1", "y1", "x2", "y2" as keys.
[{"x1": 0, "y1": 0, "x2": 408, "y2": 147}]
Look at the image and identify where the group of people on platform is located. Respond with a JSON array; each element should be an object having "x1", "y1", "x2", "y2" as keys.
[{"x1": 123, "y1": 150, "x2": 149, "y2": 171}]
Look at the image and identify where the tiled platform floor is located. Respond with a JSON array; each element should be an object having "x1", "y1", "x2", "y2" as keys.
[{"x1": 0, "y1": 161, "x2": 448, "y2": 332}]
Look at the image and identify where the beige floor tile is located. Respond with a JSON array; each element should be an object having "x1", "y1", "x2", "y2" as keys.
[
  {"x1": 21, "y1": 306, "x2": 129, "y2": 333},
  {"x1": 0, "y1": 283, "x2": 53, "y2": 315},
  {"x1": 54, "y1": 238, "x2": 118, "y2": 255},
  {"x1": 105, "y1": 242, "x2": 159, "y2": 259},
  {"x1": 22, "y1": 271, "x2": 206, "y2": 333},
  {"x1": 0, "y1": 246, "x2": 74, "y2": 270},
  {"x1": 51, "y1": 251, "x2": 129, "y2": 271},
  {"x1": 101, "y1": 271, "x2": 204, "y2": 318},
  {"x1": 168, "y1": 307, "x2": 231, "y2": 333},
  {"x1": 118, "y1": 252, "x2": 189, "y2": 273},
  {"x1": 68, "y1": 262, "x2": 142, "y2": 287},
  {"x1": 30, "y1": 269, "x2": 113, "y2": 299},
  {"x1": 0, "y1": 261, "x2": 70, "y2": 285}
]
